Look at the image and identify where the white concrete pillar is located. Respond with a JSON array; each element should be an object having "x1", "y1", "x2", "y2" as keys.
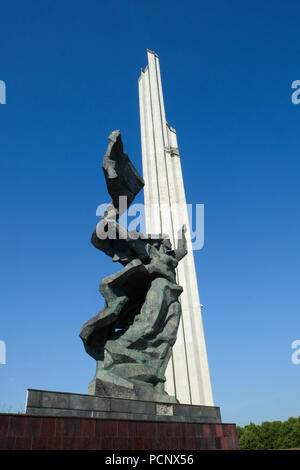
[{"x1": 138, "y1": 50, "x2": 214, "y2": 406}]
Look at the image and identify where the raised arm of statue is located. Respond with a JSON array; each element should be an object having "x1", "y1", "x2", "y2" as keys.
[{"x1": 174, "y1": 224, "x2": 188, "y2": 261}]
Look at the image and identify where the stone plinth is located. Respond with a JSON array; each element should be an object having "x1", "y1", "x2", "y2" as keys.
[
  {"x1": 25, "y1": 389, "x2": 221, "y2": 424},
  {"x1": 0, "y1": 389, "x2": 240, "y2": 450}
]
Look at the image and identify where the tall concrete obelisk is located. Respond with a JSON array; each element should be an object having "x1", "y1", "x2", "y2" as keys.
[{"x1": 138, "y1": 50, "x2": 214, "y2": 406}]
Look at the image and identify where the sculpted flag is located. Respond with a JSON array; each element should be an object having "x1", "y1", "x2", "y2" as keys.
[
  {"x1": 102, "y1": 129, "x2": 144, "y2": 210},
  {"x1": 91, "y1": 130, "x2": 145, "y2": 264}
]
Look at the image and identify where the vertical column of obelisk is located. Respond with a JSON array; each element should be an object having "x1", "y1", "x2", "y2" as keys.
[
  {"x1": 147, "y1": 50, "x2": 192, "y2": 403},
  {"x1": 138, "y1": 50, "x2": 191, "y2": 403},
  {"x1": 138, "y1": 50, "x2": 214, "y2": 405},
  {"x1": 139, "y1": 53, "x2": 191, "y2": 401}
]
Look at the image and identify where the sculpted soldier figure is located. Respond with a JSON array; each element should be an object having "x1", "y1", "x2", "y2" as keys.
[{"x1": 80, "y1": 130, "x2": 187, "y2": 403}]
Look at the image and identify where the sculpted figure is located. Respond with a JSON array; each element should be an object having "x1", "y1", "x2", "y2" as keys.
[{"x1": 80, "y1": 130, "x2": 187, "y2": 403}]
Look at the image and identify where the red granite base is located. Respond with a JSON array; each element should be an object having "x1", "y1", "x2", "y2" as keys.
[{"x1": 0, "y1": 413, "x2": 239, "y2": 450}]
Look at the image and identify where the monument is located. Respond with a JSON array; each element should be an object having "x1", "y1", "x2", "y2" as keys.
[{"x1": 0, "y1": 50, "x2": 239, "y2": 450}]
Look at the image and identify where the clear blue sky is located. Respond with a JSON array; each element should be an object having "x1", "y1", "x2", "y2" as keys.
[{"x1": 0, "y1": 0, "x2": 299, "y2": 426}]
